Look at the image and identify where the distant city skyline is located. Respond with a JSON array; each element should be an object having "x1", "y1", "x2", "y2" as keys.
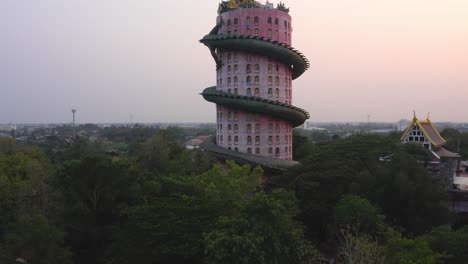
[{"x1": 2, "y1": 0, "x2": 467, "y2": 123}]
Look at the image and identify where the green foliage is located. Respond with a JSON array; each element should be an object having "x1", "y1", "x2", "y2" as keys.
[
  {"x1": 292, "y1": 130, "x2": 317, "y2": 161},
  {"x1": 273, "y1": 134, "x2": 450, "y2": 244},
  {"x1": 134, "y1": 130, "x2": 214, "y2": 175},
  {"x1": 1, "y1": 214, "x2": 72, "y2": 264},
  {"x1": 0, "y1": 138, "x2": 15, "y2": 154},
  {"x1": 204, "y1": 190, "x2": 320, "y2": 264},
  {"x1": 338, "y1": 231, "x2": 386, "y2": 264},
  {"x1": 383, "y1": 228, "x2": 444, "y2": 264},
  {"x1": 111, "y1": 162, "x2": 264, "y2": 264},
  {"x1": 57, "y1": 155, "x2": 143, "y2": 264},
  {"x1": 441, "y1": 129, "x2": 468, "y2": 159},
  {"x1": 423, "y1": 226, "x2": 468, "y2": 264},
  {"x1": 374, "y1": 150, "x2": 450, "y2": 235},
  {"x1": 334, "y1": 195, "x2": 385, "y2": 236}
]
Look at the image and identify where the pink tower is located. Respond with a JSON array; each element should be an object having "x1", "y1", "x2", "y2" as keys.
[{"x1": 201, "y1": 1, "x2": 309, "y2": 169}]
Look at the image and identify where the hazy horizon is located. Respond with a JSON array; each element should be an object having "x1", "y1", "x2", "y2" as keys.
[{"x1": 2, "y1": 0, "x2": 467, "y2": 124}]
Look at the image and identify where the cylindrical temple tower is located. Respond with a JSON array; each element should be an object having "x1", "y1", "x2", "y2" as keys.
[{"x1": 201, "y1": 1, "x2": 309, "y2": 169}]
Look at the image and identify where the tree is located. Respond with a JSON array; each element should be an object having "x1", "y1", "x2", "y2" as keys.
[
  {"x1": 334, "y1": 195, "x2": 385, "y2": 236},
  {"x1": 57, "y1": 155, "x2": 143, "y2": 264},
  {"x1": 423, "y1": 226, "x2": 468, "y2": 264},
  {"x1": 204, "y1": 190, "x2": 320, "y2": 264},
  {"x1": 338, "y1": 231, "x2": 386, "y2": 264},
  {"x1": 110, "y1": 162, "x2": 264, "y2": 264},
  {"x1": 0, "y1": 214, "x2": 72, "y2": 264},
  {"x1": 372, "y1": 150, "x2": 450, "y2": 235},
  {"x1": 383, "y1": 228, "x2": 444, "y2": 264}
]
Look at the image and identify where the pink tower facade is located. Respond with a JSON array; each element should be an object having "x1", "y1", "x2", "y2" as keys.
[{"x1": 201, "y1": 1, "x2": 309, "y2": 166}]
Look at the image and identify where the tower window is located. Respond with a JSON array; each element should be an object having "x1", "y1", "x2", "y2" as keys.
[
  {"x1": 268, "y1": 17, "x2": 272, "y2": 24},
  {"x1": 254, "y1": 88, "x2": 260, "y2": 96},
  {"x1": 227, "y1": 19, "x2": 231, "y2": 26},
  {"x1": 254, "y1": 76, "x2": 259, "y2": 84},
  {"x1": 234, "y1": 18, "x2": 238, "y2": 25},
  {"x1": 275, "y1": 18, "x2": 279, "y2": 25},
  {"x1": 254, "y1": 17, "x2": 259, "y2": 25}
]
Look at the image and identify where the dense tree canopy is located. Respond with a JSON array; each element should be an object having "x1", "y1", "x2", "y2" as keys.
[{"x1": 0, "y1": 128, "x2": 467, "y2": 263}]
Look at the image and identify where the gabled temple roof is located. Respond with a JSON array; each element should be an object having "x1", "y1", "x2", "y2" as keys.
[
  {"x1": 401, "y1": 114, "x2": 447, "y2": 148},
  {"x1": 433, "y1": 147, "x2": 460, "y2": 159}
]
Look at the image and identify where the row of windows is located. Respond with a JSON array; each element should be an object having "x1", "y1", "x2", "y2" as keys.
[
  {"x1": 217, "y1": 123, "x2": 292, "y2": 134},
  {"x1": 223, "y1": 63, "x2": 289, "y2": 75},
  {"x1": 408, "y1": 136, "x2": 426, "y2": 142},
  {"x1": 223, "y1": 88, "x2": 291, "y2": 100},
  {"x1": 222, "y1": 145, "x2": 292, "y2": 158},
  {"x1": 220, "y1": 54, "x2": 293, "y2": 73},
  {"x1": 217, "y1": 134, "x2": 292, "y2": 145},
  {"x1": 226, "y1": 28, "x2": 290, "y2": 42},
  {"x1": 216, "y1": 112, "x2": 294, "y2": 127},
  {"x1": 219, "y1": 76, "x2": 291, "y2": 87},
  {"x1": 226, "y1": 16, "x2": 291, "y2": 30}
]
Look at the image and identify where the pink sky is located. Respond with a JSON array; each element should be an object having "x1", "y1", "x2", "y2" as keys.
[{"x1": 1, "y1": 0, "x2": 467, "y2": 123}]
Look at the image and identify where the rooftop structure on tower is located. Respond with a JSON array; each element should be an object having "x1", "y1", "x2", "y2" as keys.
[{"x1": 200, "y1": 1, "x2": 309, "y2": 170}]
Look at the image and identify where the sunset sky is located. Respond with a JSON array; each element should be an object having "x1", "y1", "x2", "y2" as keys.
[{"x1": 2, "y1": 0, "x2": 467, "y2": 124}]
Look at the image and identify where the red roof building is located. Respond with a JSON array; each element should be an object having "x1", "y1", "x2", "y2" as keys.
[{"x1": 401, "y1": 113, "x2": 460, "y2": 160}]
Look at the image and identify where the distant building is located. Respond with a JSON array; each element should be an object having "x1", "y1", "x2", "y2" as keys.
[
  {"x1": 397, "y1": 119, "x2": 410, "y2": 132},
  {"x1": 401, "y1": 114, "x2": 461, "y2": 189},
  {"x1": 185, "y1": 135, "x2": 210, "y2": 150},
  {"x1": 457, "y1": 124, "x2": 468, "y2": 133}
]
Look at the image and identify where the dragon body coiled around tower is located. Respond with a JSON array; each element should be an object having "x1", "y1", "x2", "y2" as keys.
[{"x1": 200, "y1": 0, "x2": 309, "y2": 170}]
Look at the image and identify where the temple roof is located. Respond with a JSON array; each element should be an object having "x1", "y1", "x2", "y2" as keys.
[
  {"x1": 433, "y1": 147, "x2": 461, "y2": 159},
  {"x1": 401, "y1": 114, "x2": 447, "y2": 148}
]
